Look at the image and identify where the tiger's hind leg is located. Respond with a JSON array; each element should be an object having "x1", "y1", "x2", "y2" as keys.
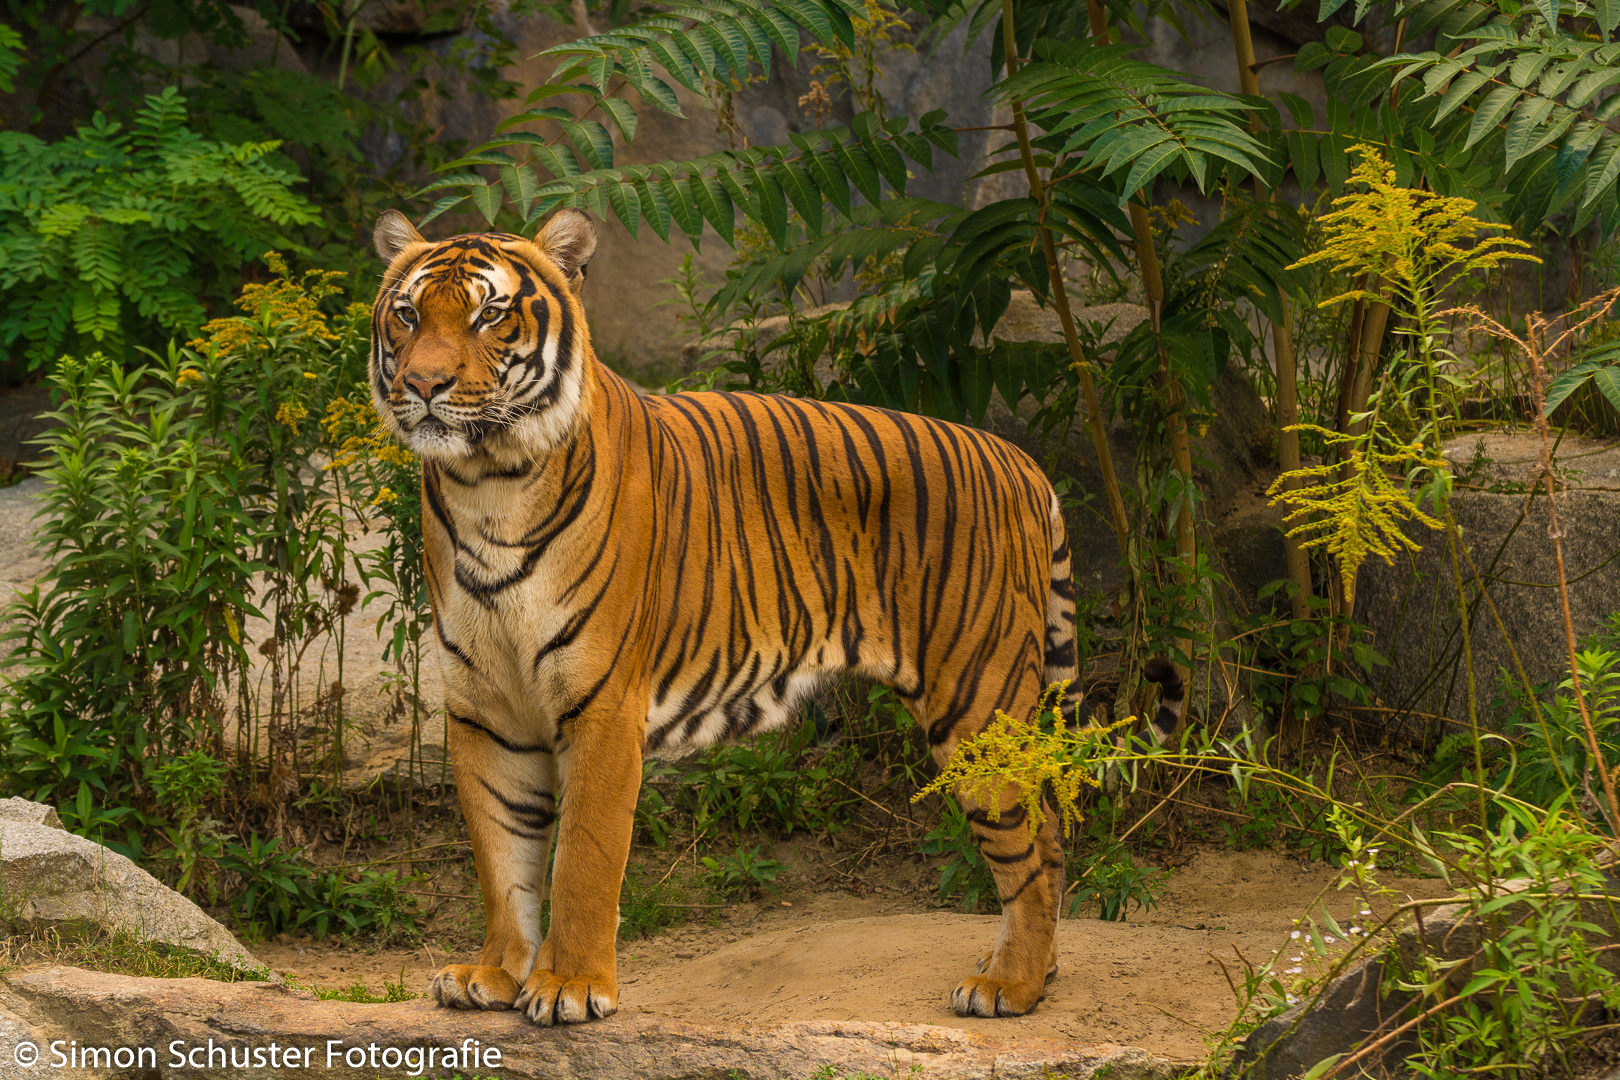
[
  {"x1": 935, "y1": 498, "x2": 1081, "y2": 1017},
  {"x1": 939, "y1": 747, "x2": 1066, "y2": 1017},
  {"x1": 923, "y1": 680, "x2": 1065, "y2": 1018}
]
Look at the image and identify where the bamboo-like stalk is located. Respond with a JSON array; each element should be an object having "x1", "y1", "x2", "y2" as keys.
[
  {"x1": 1345, "y1": 301, "x2": 1391, "y2": 447},
  {"x1": 1227, "y1": 0, "x2": 1311, "y2": 620},
  {"x1": 1088, "y1": 0, "x2": 1195, "y2": 679},
  {"x1": 1331, "y1": 298, "x2": 1390, "y2": 629},
  {"x1": 998, "y1": 0, "x2": 1131, "y2": 562},
  {"x1": 1336, "y1": 292, "x2": 1368, "y2": 435},
  {"x1": 1128, "y1": 201, "x2": 1198, "y2": 670}
]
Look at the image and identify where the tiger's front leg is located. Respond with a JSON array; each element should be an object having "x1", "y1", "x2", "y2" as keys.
[
  {"x1": 513, "y1": 704, "x2": 642, "y2": 1026},
  {"x1": 431, "y1": 714, "x2": 558, "y2": 1011}
]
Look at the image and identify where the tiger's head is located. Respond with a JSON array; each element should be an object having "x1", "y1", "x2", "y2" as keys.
[{"x1": 369, "y1": 208, "x2": 599, "y2": 464}]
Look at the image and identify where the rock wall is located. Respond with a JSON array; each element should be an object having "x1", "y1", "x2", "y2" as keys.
[
  {"x1": 1355, "y1": 432, "x2": 1620, "y2": 730},
  {"x1": 278, "y1": 4, "x2": 1382, "y2": 373}
]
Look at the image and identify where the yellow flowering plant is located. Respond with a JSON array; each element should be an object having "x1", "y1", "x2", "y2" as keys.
[
  {"x1": 912, "y1": 683, "x2": 1130, "y2": 843},
  {"x1": 1271, "y1": 146, "x2": 1539, "y2": 608},
  {"x1": 171, "y1": 254, "x2": 376, "y2": 784},
  {"x1": 322, "y1": 388, "x2": 430, "y2": 725}
]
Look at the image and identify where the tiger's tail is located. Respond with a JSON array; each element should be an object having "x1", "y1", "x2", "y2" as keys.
[{"x1": 1141, "y1": 656, "x2": 1187, "y2": 744}]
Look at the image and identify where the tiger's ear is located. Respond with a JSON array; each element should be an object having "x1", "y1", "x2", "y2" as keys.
[
  {"x1": 536, "y1": 209, "x2": 598, "y2": 293},
  {"x1": 374, "y1": 210, "x2": 425, "y2": 263}
]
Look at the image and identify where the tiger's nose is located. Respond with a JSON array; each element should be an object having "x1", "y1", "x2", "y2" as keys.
[{"x1": 405, "y1": 372, "x2": 454, "y2": 402}]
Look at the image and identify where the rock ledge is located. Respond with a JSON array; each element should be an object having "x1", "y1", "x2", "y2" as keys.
[{"x1": 0, "y1": 966, "x2": 1176, "y2": 1080}]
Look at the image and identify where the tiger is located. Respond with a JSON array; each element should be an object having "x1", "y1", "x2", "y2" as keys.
[{"x1": 367, "y1": 207, "x2": 1187, "y2": 1028}]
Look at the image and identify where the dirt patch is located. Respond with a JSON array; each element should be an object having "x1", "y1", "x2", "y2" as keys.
[{"x1": 251, "y1": 847, "x2": 1452, "y2": 1065}]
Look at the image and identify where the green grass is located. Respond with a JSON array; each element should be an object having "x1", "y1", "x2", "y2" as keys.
[
  {"x1": 306, "y1": 969, "x2": 419, "y2": 1002},
  {"x1": 0, "y1": 926, "x2": 271, "y2": 982}
]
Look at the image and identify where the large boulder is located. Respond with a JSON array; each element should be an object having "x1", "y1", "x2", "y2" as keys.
[
  {"x1": 0, "y1": 815, "x2": 258, "y2": 971},
  {"x1": 0, "y1": 798, "x2": 62, "y2": 830},
  {"x1": 1355, "y1": 432, "x2": 1620, "y2": 730}
]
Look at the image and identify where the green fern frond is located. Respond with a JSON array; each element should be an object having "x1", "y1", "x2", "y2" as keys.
[
  {"x1": 422, "y1": 110, "x2": 959, "y2": 241},
  {"x1": 1004, "y1": 40, "x2": 1276, "y2": 200}
]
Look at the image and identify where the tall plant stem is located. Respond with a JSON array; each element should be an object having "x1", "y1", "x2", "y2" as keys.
[
  {"x1": 335, "y1": 0, "x2": 377, "y2": 93},
  {"x1": 1128, "y1": 201, "x2": 1198, "y2": 670},
  {"x1": 1336, "y1": 291, "x2": 1368, "y2": 434},
  {"x1": 1344, "y1": 299, "x2": 1391, "y2": 457},
  {"x1": 1226, "y1": 0, "x2": 1310, "y2": 619},
  {"x1": 1527, "y1": 337, "x2": 1620, "y2": 838},
  {"x1": 998, "y1": 0, "x2": 1130, "y2": 562},
  {"x1": 1332, "y1": 296, "x2": 1390, "y2": 632}
]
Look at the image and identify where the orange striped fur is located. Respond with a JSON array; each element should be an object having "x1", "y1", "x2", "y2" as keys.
[{"x1": 368, "y1": 208, "x2": 1184, "y2": 1026}]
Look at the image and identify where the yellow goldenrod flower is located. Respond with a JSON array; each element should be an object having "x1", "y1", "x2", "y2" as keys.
[
  {"x1": 912, "y1": 682, "x2": 1121, "y2": 842},
  {"x1": 275, "y1": 401, "x2": 309, "y2": 433}
]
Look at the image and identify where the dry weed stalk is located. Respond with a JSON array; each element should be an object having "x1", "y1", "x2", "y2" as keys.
[{"x1": 1447, "y1": 289, "x2": 1620, "y2": 840}]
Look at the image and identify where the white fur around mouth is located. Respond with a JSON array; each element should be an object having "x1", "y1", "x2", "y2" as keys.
[{"x1": 404, "y1": 417, "x2": 477, "y2": 460}]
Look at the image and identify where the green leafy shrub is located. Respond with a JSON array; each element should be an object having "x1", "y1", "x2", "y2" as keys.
[
  {"x1": 660, "y1": 710, "x2": 862, "y2": 839},
  {"x1": 701, "y1": 845, "x2": 784, "y2": 900},
  {"x1": 219, "y1": 835, "x2": 421, "y2": 941},
  {"x1": 918, "y1": 797, "x2": 996, "y2": 914},
  {"x1": 218, "y1": 834, "x2": 312, "y2": 935},
  {"x1": 1488, "y1": 620, "x2": 1620, "y2": 815},
  {"x1": 0, "y1": 87, "x2": 318, "y2": 372},
  {"x1": 1067, "y1": 839, "x2": 1169, "y2": 922},
  {"x1": 0, "y1": 349, "x2": 261, "y2": 846},
  {"x1": 148, "y1": 749, "x2": 230, "y2": 899},
  {"x1": 0, "y1": 252, "x2": 367, "y2": 825}
]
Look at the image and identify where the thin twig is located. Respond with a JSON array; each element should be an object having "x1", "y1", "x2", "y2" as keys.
[
  {"x1": 1116, "y1": 768, "x2": 1198, "y2": 844},
  {"x1": 831, "y1": 776, "x2": 926, "y2": 829},
  {"x1": 654, "y1": 828, "x2": 710, "y2": 888}
]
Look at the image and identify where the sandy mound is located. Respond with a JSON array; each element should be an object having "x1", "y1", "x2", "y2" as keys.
[{"x1": 256, "y1": 849, "x2": 1454, "y2": 1064}]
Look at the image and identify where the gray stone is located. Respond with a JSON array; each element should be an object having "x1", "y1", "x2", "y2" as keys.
[
  {"x1": 1234, "y1": 858, "x2": 1620, "y2": 1079},
  {"x1": 0, "y1": 821, "x2": 259, "y2": 971},
  {"x1": 0, "y1": 800, "x2": 61, "y2": 831},
  {"x1": 0, "y1": 965, "x2": 1177, "y2": 1080},
  {"x1": 1355, "y1": 432, "x2": 1620, "y2": 731},
  {"x1": 0, "y1": 1000, "x2": 51, "y2": 1080}
]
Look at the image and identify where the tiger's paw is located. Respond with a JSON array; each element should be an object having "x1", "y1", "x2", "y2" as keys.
[
  {"x1": 430, "y1": 965, "x2": 520, "y2": 1010},
  {"x1": 514, "y1": 969, "x2": 618, "y2": 1027},
  {"x1": 951, "y1": 974, "x2": 1044, "y2": 1018}
]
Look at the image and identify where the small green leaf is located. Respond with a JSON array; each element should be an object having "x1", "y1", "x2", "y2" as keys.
[
  {"x1": 1466, "y1": 85, "x2": 1521, "y2": 150},
  {"x1": 1278, "y1": 91, "x2": 1314, "y2": 127},
  {"x1": 599, "y1": 97, "x2": 639, "y2": 143},
  {"x1": 470, "y1": 181, "x2": 502, "y2": 225}
]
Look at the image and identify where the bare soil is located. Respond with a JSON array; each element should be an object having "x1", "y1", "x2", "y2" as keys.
[{"x1": 251, "y1": 846, "x2": 1452, "y2": 1065}]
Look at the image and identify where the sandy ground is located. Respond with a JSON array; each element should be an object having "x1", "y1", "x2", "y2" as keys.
[{"x1": 252, "y1": 848, "x2": 1454, "y2": 1064}]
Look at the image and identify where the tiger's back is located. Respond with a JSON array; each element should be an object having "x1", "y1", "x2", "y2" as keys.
[{"x1": 634, "y1": 385, "x2": 1068, "y2": 754}]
